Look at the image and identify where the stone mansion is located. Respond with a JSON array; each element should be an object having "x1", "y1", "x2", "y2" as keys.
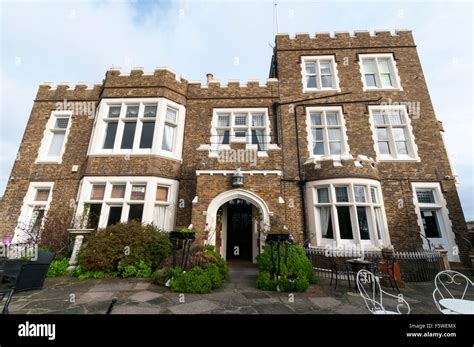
[{"x1": 0, "y1": 30, "x2": 471, "y2": 267}]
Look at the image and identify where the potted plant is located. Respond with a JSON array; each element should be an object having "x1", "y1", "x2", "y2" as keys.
[
  {"x1": 381, "y1": 245, "x2": 394, "y2": 259},
  {"x1": 170, "y1": 225, "x2": 196, "y2": 240},
  {"x1": 265, "y1": 225, "x2": 291, "y2": 243}
]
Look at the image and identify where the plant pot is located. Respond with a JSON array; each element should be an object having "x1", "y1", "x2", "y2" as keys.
[
  {"x1": 266, "y1": 233, "x2": 291, "y2": 243},
  {"x1": 169, "y1": 231, "x2": 196, "y2": 240},
  {"x1": 0, "y1": 251, "x2": 55, "y2": 292}
]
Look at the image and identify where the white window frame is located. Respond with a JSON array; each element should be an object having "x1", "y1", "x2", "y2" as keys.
[
  {"x1": 359, "y1": 53, "x2": 403, "y2": 91},
  {"x1": 305, "y1": 178, "x2": 390, "y2": 249},
  {"x1": 305, "y1": 106, "x2": 350, "y2": 161},
  {"x1": 13, "y1": 182, "x2": 54, "y2": 243},
  {"x1": 75, "y1": 176, "x2": 178, "y2": 231},
  {"x1": 209, "y1": 108, "x2": 278, "y2": 157},
  {"x1": 301, "y1": 55, "x2": 341, "y2": 92},
  {"x1": 368, "y1": 105, "x2": 419, "y2": 162},
  {"x1": 88, "y1": 98, "x2": 186, "y2": 161},
  {"x1": 411, "y1": 182, "x2": 459, "y2": 262},
  {"x1": 36, "y1": 111, "x2": 73, "y2": 163}
]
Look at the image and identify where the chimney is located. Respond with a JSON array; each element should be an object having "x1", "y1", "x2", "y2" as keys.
[{"x1": 206, "y1": 73, "x2": 214, "y2": 84}]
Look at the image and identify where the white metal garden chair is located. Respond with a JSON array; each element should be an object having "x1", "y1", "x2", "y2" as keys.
[
  {"x1": 356, "y1": 270, "x2": 411, "y2": 314},
  {"x1": 432, "y1": 270, "x2": 474, "y2": 314}
]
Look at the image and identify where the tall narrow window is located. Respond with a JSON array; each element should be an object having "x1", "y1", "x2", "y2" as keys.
[
  {"x1": 139, "y1": 104, "x2": 157, "y2": 149},
  {"x1": 370, "y1": 106, "x2": 417, "y2": 160},
  {"x1": 121, "y1": 105, "x2": 139, "y2": 149},
  {"x1": 162, "y1": 107, "x2": 177, "y2": 152},
  {"x1": 37, "y1": 112, "x2": 72, "y2": 162},
  {"x1": 302, "y1": 56, "x2": 339, "y2": 91},
  {"x1": 359, "y1": 54, "x2": 401, "y2": 90}
]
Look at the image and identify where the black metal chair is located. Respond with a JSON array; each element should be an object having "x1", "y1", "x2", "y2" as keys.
[{"x1": 329, "y1": 256, "x2": 353, "y2": 290}]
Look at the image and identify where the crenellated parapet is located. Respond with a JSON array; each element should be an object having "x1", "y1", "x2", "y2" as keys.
[
  {"x1": 101, "y1": 67, "x2": 188, "y2": 102},
  {"x1": 36, "y1": 82, "x2": 102, "y2": 101},
  {"x1": 276, "y1": 30, "x2": 415, "y2": 50},
  {"x1": 187, "y1": 78, "x2": 279, "y2": 99}
]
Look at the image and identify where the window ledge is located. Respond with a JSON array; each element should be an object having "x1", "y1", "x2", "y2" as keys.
[
  {"x1": 377, "y1": 157, "x2": 420, "y2": 163},
  {"x1": 87, "y1": 153, "x2": 183, "y2": 162},
  {"x1": 35, "y1": 159, "x2": 62, "y2": 164},
  {"x1": 305, "y1": 154, "x2": 353, "y2": 164},
  {"x1": 363, "y1": 87, "x2": 403, "y2": 92},
  {"x1": 303, "y1": 88, "x2": 341, "y2": 93}
]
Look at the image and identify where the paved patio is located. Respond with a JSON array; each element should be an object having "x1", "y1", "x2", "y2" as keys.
[{"x1": 8, "y1": 264, "x2": 442, "y2": 314}]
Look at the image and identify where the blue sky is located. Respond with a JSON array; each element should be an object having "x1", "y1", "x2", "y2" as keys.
[{"x1": 0, "y1": 0, "x2": 473, "y2": 219}]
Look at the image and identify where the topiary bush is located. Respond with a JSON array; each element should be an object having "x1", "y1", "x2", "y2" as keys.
[
  {"x1": 255, "y1": 243, "x2": 316, "y2": 292},
  {"x1": 78, "y1": 221, "x2": 172, "y2": 273}
]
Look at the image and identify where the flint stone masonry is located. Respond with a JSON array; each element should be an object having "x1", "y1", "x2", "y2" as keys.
[{"x1": 0, "y1": 30, "x2": 470, "y2": 267}]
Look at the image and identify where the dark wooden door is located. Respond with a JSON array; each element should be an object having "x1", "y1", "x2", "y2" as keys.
[{"x1": 226, "y1": 200, "x2": 252, "y2": 261}]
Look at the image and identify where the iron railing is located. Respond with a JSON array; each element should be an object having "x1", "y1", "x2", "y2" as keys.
[{"x1": 305, "y1": 247, "x2": 446, "y2": 282}]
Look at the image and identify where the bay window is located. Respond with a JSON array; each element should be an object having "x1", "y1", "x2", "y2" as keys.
[
  {"x1": 307, "y1": 179, "x2": 389, "y2": 248},
  {"x1": 89, "y1": 98, "x2": 185, "y2": 160},
  {"x1": 75, "y1": 177, "x2": 178, "y2": 231}
]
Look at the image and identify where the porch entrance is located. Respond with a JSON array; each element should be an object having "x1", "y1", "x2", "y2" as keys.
[{"x1": 226, "y1": 199, "x2": 253, "y2": 261}]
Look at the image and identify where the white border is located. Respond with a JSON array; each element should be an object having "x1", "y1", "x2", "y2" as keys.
[
  {"x1": 368, "y1": 105, "x2": 420, "y2": 162},
  {"x1": 13, "y1": 182, "x2": 55, "y2": 243},
  {"x1": 75, "y1": 176, "x2": 179, "y2": 231},
  {"x1": 358, "y1": 53, "x2": 403, "y2": 91},
  {"x1": 301, "y1": 55, "x2": 341, "y2": 93},
  {"x1": 305, "y1": 106, "x2": 351, "y2": 161},
  {"x1": 411, "y1": 182, "x2": 459, "y2": 262},
  {"x1": 88, "y1": 98, "x2": 186, "y2": 161},
  {"x1": 36, "y1": 110, "x2": 73, "y2": 164},
  {"x1": 305, "y1": 178, "x2": 390, "y2": 250}
]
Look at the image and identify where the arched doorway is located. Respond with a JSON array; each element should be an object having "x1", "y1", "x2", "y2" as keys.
[{"x1": 205, "y1": 189, "x2": 270, "y2": 263}]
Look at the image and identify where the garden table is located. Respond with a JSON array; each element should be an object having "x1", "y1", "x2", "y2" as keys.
[
  {"x1": 346, "y1": 259, "x2": 374, "y2": 293},
  {"x1": 439, "y1": 299, "x2": 474, "y2": 314}
]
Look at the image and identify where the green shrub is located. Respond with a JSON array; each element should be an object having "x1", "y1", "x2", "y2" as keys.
[
  {"x1": 46, "y1": 258, "x2": 69, "y2": 277},
  {"x1": 117, "y1": 260, "x2": 153, "y2": 278},
  {"x1": 72, "y1": 265, "x2": 116, "y2": 280},
  {"x1": 255, "y1": 244, "x2": 316, "y2": 292},
  {"x1": 203, "y1": 264, "x2": 223, "y2": 289},
  {"x1": 256, "y1": 271, "x2": 275, "y2": 291},
  {"x1": 170, "y1": 267, "x2": 213, "y2": 294},
  {"x1": 294, "y1": 275, "x2": 309, "y2": 292},
  {"x1": 78, "y1": 221, "x2": 172, "y2": 273}
]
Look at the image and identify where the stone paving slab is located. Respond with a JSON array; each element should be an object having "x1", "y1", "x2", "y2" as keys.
[
  {"x1": 6, "y1": 268, "x2": 443, "y2": 315},
  {"x1": 112, "y1": 304, "x2": 162, "y2": 314},
  {"x1": 129, "y1": 290, "x2": 163, "y2": 303},
  {"x1": 168, "y1": 299, "x2": 220, "y2": 314},
  {"x1": 308, "y1": 297, "x2": 342, "y2": 309},
  {"x1": 77, "y1": 291, "x2": 116, "y2": 304}
]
